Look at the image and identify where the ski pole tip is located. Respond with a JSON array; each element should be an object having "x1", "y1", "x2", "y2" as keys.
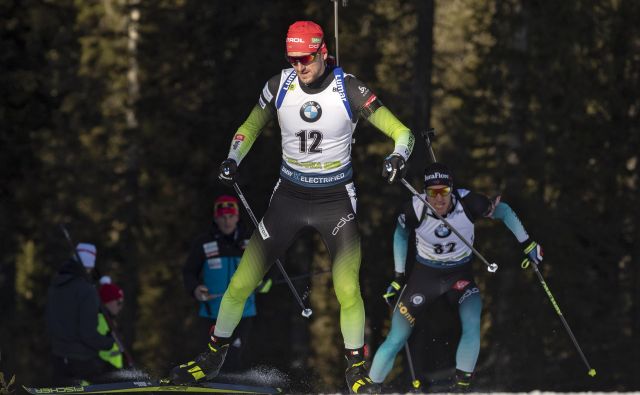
[
  {"x1": 302, "y1": 308, "x2": 313, "y2": 318},
  {"x1": 588, "y1": 368, "x2": 596, "y2": 377},
  {"x1": 488, "y1": 263, "x2": 498, "y2": 272}
]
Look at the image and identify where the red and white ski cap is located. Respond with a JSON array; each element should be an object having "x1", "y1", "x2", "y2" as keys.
[
  {"x1": 99, "y1": 283, "x2": 124, "y2": 304},
  {"x1": 214, "y1": 195, "x2": 239, "y2": 218},
  {"x1": 286, "y1": 21, "x2": 327, "y2": 54},
  {"x1": 75, "y1": 242, "x2": 97, "y2": 268}
]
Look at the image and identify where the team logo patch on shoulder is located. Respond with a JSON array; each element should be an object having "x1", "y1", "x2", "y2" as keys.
[
  {"x1": 262, "y1": 83, "x2": 273, "y2": 102},
  {"x1": 435, "y1": 223, "x2": 451, "y2": 238},
  {"x1": 300, "y1": 101, "x2": 322, "y2": 122}
]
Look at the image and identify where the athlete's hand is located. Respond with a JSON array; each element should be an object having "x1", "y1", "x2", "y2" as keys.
[
  {"x1": 218, "y1": 158, "x2": 238, "y2": 186},
  {"x1": 521, "y1": 239, "x2": 543, "y2": 267},
  {"x1": 382, "y1": 153, "x2": 407, "y2": 184},
  {"x1": 382, "y1": 272, "x2": 405, "y2": 306}
]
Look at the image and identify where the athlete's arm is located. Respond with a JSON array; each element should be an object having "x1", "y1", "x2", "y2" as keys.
[
  {"x1": 367, "y1": 107, "x2": 414, "y2": 159},
  {"x1": 345, "y1": 76, "x2": 414, "y2": 160},
  {"x1": 393, "y1": 201, "x2": 420, "y2": 274},
  {"x1": 461, "y1": 190, "x2": 530, "y2": 242},
  {"x1": 491, "y1": 200, "x2": 530, "y2": 243},
  {"x1": 226, "y1": 75, "x2": 279, "y2": 165},
  {"x1": 393, "y1": 220, "x2": 410, "y2": 274}
]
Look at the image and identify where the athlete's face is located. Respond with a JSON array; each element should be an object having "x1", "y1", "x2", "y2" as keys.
[
  {"x1": 214, "y1": 214, "x2": 239, "y2": 235},
  {"x1": 426, "y1": 185, "x2": 453, "y2": 216},
  {"x1": 287, "y1": 50, "x2": 327, "y2": 85}
]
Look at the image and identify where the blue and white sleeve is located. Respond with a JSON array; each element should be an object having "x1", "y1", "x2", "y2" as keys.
[
  {"x1": 491, "y1": 202, "x2": 530, "y2": 243},
  {"x1": 393, "y1": 214, "x2": 411, "y2": 274}
]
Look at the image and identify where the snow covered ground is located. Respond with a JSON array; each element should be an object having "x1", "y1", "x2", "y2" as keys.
[{"x1": 92, "y1": 367, "x2": 638, "y2": 394}]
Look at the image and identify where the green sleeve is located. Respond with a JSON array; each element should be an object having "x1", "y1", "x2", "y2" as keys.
[
  {"x1": 366, "y1": 106, "x2": 415, "y2": 160},
  {"x1": 227, "y1": 105, "x2": 274, "y2": 165}
]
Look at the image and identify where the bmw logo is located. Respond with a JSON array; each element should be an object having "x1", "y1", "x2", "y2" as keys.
[
  {"x1": 435, "y1": 223, "x2": 451, "y2": 238},
  {"x1": 300, "y1": 101, "x2": 322, "y2": 122},
  {"x1": 410, "y1": 294, "x2": 425, "y2": 306}
]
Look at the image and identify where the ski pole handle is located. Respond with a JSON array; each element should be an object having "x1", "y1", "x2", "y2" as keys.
[{"x1": 421, "y1": 128, "x2": 437, "y2": 163}]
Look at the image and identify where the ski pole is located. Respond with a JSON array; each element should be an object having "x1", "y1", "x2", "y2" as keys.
[
  {"x1": 331, "y1": 0, "x2": 348, "y2": 66},
  {"x1": 403, "y1": 343, "x2": 422, "y2": 392},
  {"x1": 397, "y1": 179, "x2": 498, "y2": 273},
  {"x1": 59, "y1": 224, "x2": 136, "y2": 367},
  {"x1": 523, "y1": 258, "x2": 596, "y2": 377},
  {"x1": 232, "y1": 183, "x2": 313, "y2": 318},
  {"x1": 421, "y1": 128, "x2": 437, "y2": 163}
]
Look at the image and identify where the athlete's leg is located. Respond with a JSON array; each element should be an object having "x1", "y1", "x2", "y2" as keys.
[
  {"x1": 214, "y1": 230, "x2": 273, "y2": 337},
  {"x1": 369, "y1": 308, "x2": 413, "y2": 383},
  {"x1": 331, "y1": 230, "x2": 364, "y2": 349},
  {"x1": 369, "y1": 263, "x2": 438, "y2": 384},
  {"x1": 316, "y1": 184, "x2": 364, "y2": 349},
  {"x1": 450, "y1": 287, "x2": 482, "y2": 373},
  {"x1": 215, "y1": 185, "x2": 305, "y2": 338},
  {"x1": 314, "y1": 184, "x2": 379, "y2": 393}
]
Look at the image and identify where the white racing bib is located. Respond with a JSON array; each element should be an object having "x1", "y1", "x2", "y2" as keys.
[
  {"x1": 275, "y1": 68, "x2": 357, "y2": 187},
  {"x1": 412, "y1": 192, "x2": 474, "y2": 267}
]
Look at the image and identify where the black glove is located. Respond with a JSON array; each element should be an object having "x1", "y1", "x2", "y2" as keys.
[
  {"x1": 382, "y1": 153, "x2": 407, "y2": 184},
  {"x1": 382, "y1": 272, "x2": 405, "y2": 306},
  {"x1": 521, "y1": 239, "x2": 543, "y2": 268},
  {"x1": 218, "y1": 158, "x2": 238, "y2": 186}
]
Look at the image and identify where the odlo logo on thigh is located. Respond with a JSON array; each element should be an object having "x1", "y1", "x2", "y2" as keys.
[
  {"x1": 332, "y1": 213, "x2": 355, "y2": 235},
  {"x1": 459, "y1": 287, "x2": 479, "y2": 305},
  {"x1": 397, "y1": 301, "x2": 416, "y2": 326}
]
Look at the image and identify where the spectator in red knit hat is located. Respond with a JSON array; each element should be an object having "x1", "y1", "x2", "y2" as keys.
[
  {"x1": 99, "y1": 282, "x2": 124, "y2": 316},
  {"x1": 97, "y1": 278, "x2": 125, "y2": 369}
]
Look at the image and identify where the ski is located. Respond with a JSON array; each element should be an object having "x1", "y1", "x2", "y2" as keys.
[{"x1": 23, "y1": 380, "x2": 283, "y2": 394}]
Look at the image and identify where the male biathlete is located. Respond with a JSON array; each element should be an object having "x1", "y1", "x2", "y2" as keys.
[
  {"x1": 170, "y1": 20, "x2": 414, "y2": 394},
  {"x1": 369, "y1": 162, "x2": 543, "y2": 391}
]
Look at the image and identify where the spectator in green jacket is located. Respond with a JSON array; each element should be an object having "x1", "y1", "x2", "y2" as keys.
[{"x1": 97, "y1": 278, "x2": 125, "y2": 370}]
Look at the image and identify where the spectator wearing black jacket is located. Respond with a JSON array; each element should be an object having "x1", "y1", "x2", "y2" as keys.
[{"x1": 46, "y1": 243, "x2": 114, "y2": 384}]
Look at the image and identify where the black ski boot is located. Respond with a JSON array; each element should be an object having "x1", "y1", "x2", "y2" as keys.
[
  {"x1": 450, "y1": 369, "x2": 473, "y2": 392},
  {"x1": 344, "y1": 347, "x2": 380, "y2": 394},
  {"x1": 169, "y1": 335, "x2": 230, "y2": 384}
]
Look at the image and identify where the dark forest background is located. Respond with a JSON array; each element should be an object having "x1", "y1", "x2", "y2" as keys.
[{"x1": 1, "y1": 0, "x2": 638, "y2": 393}]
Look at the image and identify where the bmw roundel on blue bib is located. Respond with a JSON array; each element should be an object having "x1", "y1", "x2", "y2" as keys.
[{"x1": 300, "y1": 101, "x2": 322, "y2": 122}]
